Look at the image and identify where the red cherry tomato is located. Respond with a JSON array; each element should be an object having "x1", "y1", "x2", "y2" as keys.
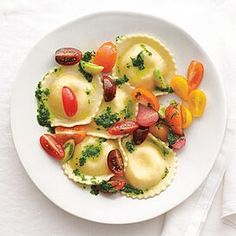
[
  {"x1": 107, "y1": 149, "x2": 124, "y2": 177},
  {"x1": 136, "y1": 103, "x2": 159, "y2": 127},
  {"x1": 187, "y1": 60, "x2": 204, "y2": 91},
  {"x1": 171, "y1": 136, "x2": 186, "y2": 150},
  {"x1": 165, "y1": 102, "x2": 183, "y2": 136},
  {"x1": 108, "y1": 120, "x2": 139, "y2": 135},
  {"x1": 102, "y1": 75, "x2": 116, "y2": 102},
  {"x1": 108, "y1": 177, "x2": 126, "y2": 191},
  {"x1": 94, "y1": 42, "x2": 117, "y2": 73},
  {"x1": 149, "y1": 123, "x2": 169, "y2": 142},
  {"x1": 55, "y1": 47, "x2": 82, "y2": 65},
  {"x1": 40, "y1": 134, "x2": 64, "y2": 160},
  {"x1": 62, "y1": 86, "x2": 78, "y2": 117}
]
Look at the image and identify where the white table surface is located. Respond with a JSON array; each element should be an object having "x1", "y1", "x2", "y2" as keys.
[{"x1": 1, "y1": 0, "x2": 236, "y2": 235}]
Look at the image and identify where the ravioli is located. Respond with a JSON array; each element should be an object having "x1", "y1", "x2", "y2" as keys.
[
  {"x1": 120, "y1": 134, "x2": 176, "y2": 199},
  {"x1": 114, "y1": 34, "x2": 177, "y2": 94},
  {"x1": 40, "y1": 66, "x2": 103, "y2": 127},
  {"x1": 86, "y1": 83, "x2": 138, "y2": 139},
  {"x1": 62, "y1": 136, "x2": 119, "y2": 185}
]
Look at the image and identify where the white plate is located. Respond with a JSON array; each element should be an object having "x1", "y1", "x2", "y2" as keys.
[{"x1": 11, "y1": 12, "x2": 227, "y2": 224}]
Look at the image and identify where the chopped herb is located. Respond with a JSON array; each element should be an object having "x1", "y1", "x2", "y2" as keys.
[
  {"x1": 115, "y1": 74, "x2": 129, "y2": 86},
  {"x1": 54, "y1": 68, "x2": 58, "y2": 72},
  {"x1": 140, "y1": 44, "x2": 152, "y2": 56},
  {"x1": 73, "y1": 169, "x2": 87, "y2": 181},
  {"x1": 98, "y1": 137, "x2": 107, "y2": 143},
  {"x1": 162, "y1": 167, "x2": 169, "y2": 179},
  {"x1": 167, "y1": 131, "x2": 180, "y2": 146},
  {"x1": 121, "y1": 183, "x2": 144, "y2": 195},
  {"x1": 120, "y1": 100, "x2": 133, "y2": 119},
  {"x1": 125, "y1": 140, "x2": 136, "y2": 153},
  {"x1": 126, "y1": 63, "x2": 131, "y2": 69},
  {"x1": 35, "y1": 82, "x2": 50, "y2": 101},
  {"x1": 88, "y1": 99, "x2": 91, "y2": 104},
  {"x1": 85, "y1": 88, "x2": 91, "y2": 95},
  {"x1": 79, "y1": 144, "x2": 101, "y2": 166},
  {"x1": 115, "y1": 35, "x2": 124, "y2": 42},
  {"x1": 47, "y1": 126, "x2": 55, "y2": 134},
  {"x1": 78, "y1": 63, "x2": 93, "y2": 82},
  {"x1": 94, "y1": 107, "x2": 120, "y2": 128},
  {"x1": 90, "y1": 180, "x2": 117, "y2": 195},
  {"x1": 156, "y1": 86, "x2": 174, "y2": 93},
  {"x1": 82, "y1": 50, "x2": 95, "y2": 62},
  {"x1": 131, "y1": 51, "x2": 145, "y2": 70},
  {"x1": 90, "y1": 185, "x2": 99, "y2": 195}
]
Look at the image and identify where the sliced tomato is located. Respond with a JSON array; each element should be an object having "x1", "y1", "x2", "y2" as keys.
[
  {"x1": 54, "y1": 125, "x2": 86, "y2": 145},
  {"x1": 108, "y1": 176, "x2": 126, "y2": 191},
  {"x1": 107, "y1": 149, "x2": 124, "y2": 177},
  {"x1": 62, "y1": 86, "x2": 78, "y2": 117},
  {"x1": 171, "y1": 136, "x2": 186, "y2": 150},
  {"x1": 187, "y1": 60, "x2": 204, "y2": 91},
  {"x1": 136, "y1": 103, "x2": 159, "y2": 127},
  {"x1": 107, "y1": 120, "x2": 139, "y2": 135},
  {"x1": 149, "y1": 123, "x2": 169, "y2": 142},
  {"x1": 131, "y1": 87, "x2": 159, "y2": 111},
  {"x1": 40, "y1": 134, "x2": 64, "y2": 160},
  {"x1": 180, "y1": 104, "x2": 193, "y2": 128},
  {"x1": 94, "y1": 41, "x2": 117, "y2": 73},
  {"x1": 170, "y1": 75, "x2": 189, "y2": 101},
  {"x1": 165, "y1": 102, "x2": 183, "y2": 135},
  {"x1": 188, "y1": 89, "x2": 206, "y2": 117}
]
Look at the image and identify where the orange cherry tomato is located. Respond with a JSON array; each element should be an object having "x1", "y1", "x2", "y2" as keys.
[
  {"x1": 149, "y1": 123, "x2": 169, "y2": 142},
  {"x1": 188, "y1": 89, "x2": 206, "y2": 117},
  {"x1": 131, "y1": 87, "x2": 160, "y2": 111},
  {"x1": 187, "y1": 60, "x2": 204, "y2": 91},
  {"x1": 94, "y1": 42, "x2": 117, "y2": 73},
  {"x1": 180, "y1": 104, "x2": 193, "y2": 129},
  {"x1": 171, "y1": 75, "x2": 189, "y2": 101},
  {"x1": 62, "y1": 86, "x2": 78, "y2": 117},
  {"x1": 165, "y1": 102, "x2": 183, "y2": 135}
]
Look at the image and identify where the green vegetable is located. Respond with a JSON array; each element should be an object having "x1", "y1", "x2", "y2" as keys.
[
  {"x1": 153, "y1": 69, "x2": 168, "y2": 89},
  {"x1": 79, "y1": 144, "x2": 101, "y2": 166},
  {"x1": 61, "y1": 139, "x2": 75, "y2": 164},
  {"x1": 80, "y1": 61, "x2": 104, "y2": 75},
  {"x1": 162, "y1": 167, "x2": 169, "y2": 179},
  {"x1": 90, "y1": 180, "x2": 117, "y2": 195},
  {"x1": 78, "y1": 63, "x2": 93, "y2": 82},
  {"x1": 82, "y1": 50, "x2": 95, "y2": 62},
  {"x1": 94, "y1": 107, "x2": 120, "y2": 128},
  {"x1": 120, "y1": 100, "x2": 133, "y2": 119},
  {"x1": 73, "y1": 169, "x2": 87, "y2": 181},
  {"x1": 98, "y1": 137, "x2": 107, "y2": 143},
  {"x1": 131, "y1": 51, "x2": 145, "y2": 70},
  {"x1": 158, "y1": 105, "x2": 166, "y2": 119},
  {"x1": 167, "y1": 131, "x2": 180, "y2": 146},
  {"x1": 140, "y1": 44, "x2": 152, "y2": 56},
  {"x1": 90, "y1": 185, "x2": 100, "y2": 195},
  {"x1": 35, "y1": 82, "x2": 50, "y2": 101},
  {"x1": 115, "y1": 74, "x2": 129, "y2": 85},
  {"x1": 121, "y1": 183, "x2": 144, "y2": 195},
  {"x1": 156, "y1": 86, "x2": 174, "y2": 93},
  {"x1": 125, "y1": 140, "x2": 136, "y2": 153}
]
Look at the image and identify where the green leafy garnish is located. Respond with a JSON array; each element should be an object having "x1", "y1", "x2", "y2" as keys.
[
  {"x1": 120, "y1": 100, "x2": 133, "y2": 119},
  {"x1": 79, "y1": 144, "x2": 101, "y2": 166},
  {"x1": 79, "y1": 51, "x2": 95, "y2": 82},
  {"x1": 162, "y1": 167, "x2": 169, "y2": 179},
  {"x1": 35, "y1": 82, "x2": 50, "y2": 101},
  {"x1": 140, "y1": 44, "x2": 152, "y2": 56},
  {"x1": 125, "y1": 140, "x2": 136, "y2": 153},
  {"x1": 94, "y1": 107, "x2": 120, "y2": 128},
  {"x1": 115, "y1": 74, "x2": 129, "y2": 86},
  {"x1": 82, "y1": 50, "x2": 95, "y2": 62},
  {"x1": 131, "y1": 51, "x2": 145, "y2": 70},
  {"x1": 90, "y1": 180, "x2": 117, "y2": 195},
  {"x1": 115, "y1": 35, "x2": 124, "y2": 42},
  {"x1": 73, "y1": 169, "x2": 87, "y2": 181},
  {"x1": 167, "y1": 131, "x2": 180, "y2": 146},
  {"x1": 121, "y1": 183, "x2": 144, "y2": 195},
  {"x1": 98, "y1": 137, "x2": 107, "y2": 143},
  {"x1": 78, "y1": 63, "x2": 93, "y2": 82},
  {"x1": 156, "y1": 86, "x2": 174, "y2": 93},
  {"x1": 90, "y1": 185, "x2": 100, "y2": 195}
]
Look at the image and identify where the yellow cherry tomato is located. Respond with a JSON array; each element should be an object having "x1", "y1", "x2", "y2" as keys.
[
  {"x1": 180, "y1": 104, "x2": 193, "y2": 128},
  {"x1": 188, "y1": 89, "x2": 206, "y2": 117},
  {"x1": 170, "y1": 75, "x2": 189, "y2": 101}
]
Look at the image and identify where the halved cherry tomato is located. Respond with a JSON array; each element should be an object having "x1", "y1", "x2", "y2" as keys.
[
  {"x1": 171, "y1": 136, "x2": 186, "y2": 150},
  {"x1": 40, "y1": 134, "x2": 64, "y2": 160},
  {"x1": 94, "y1": 42, "x2": 117, "y2": 73},
  {"x1": 133, "y1": 126, "x2": 149, "y2": 145},
  {"x1": 131, "y1": 87, "x2": 159, "y2": 111},
  {"x1": 108, "y1": 120, "x2": 139, "y2": 135},
  {"x1": 188, "y1": 89, "x2": 206, "y2": 117},
  {"x1": 54, "y1": 125, "x2": 86, "y2": 145},
  {"x1": 102, "y1": 75, "x2": 116, "y2": 102},
  {"x1": 180, "y1": 104, "x2": 193, "y2": 129},
  {"x1": 187, "y1": 60, "x2": 204, "y2": 91},
  {"x1": 107, "y1": 149, "x2": 124, "y2": 177},
  {"x1": 62, "y1": 86, "x2": 78, "y2": 117},
  {"x1": 136, "y1": 103, "x2": 159, "y2": 127},
  {"x1": 165, "y1": 102, "x2": 183, "y2": 135},
  {"x1": 149, "y1": 123, "x2": 169, "y2": 142},
  {"x1": 108, "y1": 176, "x2": 126, "y2": 191},
  {"x1": 55, "y1": 47, "x2": 82, "y2": 65},
  {"x1": 170, "y1": 75, "x2": 189, "y2": 101}
]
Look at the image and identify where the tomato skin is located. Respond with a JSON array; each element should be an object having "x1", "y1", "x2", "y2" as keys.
[
  {"x1": 108, "y1": 178, "x2": 126, "y2": 191},
  {"x1": 131, "y1": 87, "x2": 159, "y2": 111},
  {"x1": 187, "y1": 60, "x2": 204, "y2": 91},
  {"x1": 149, "y1": 123, "x2": 169, "y2": 142},
  {"x1": 108, "y1": 120, "x2": 139, "y2": 135},
  {"x1": 102, "y1": 75, "x2": 117, "y2": 102},
  {"x1": 180, "y1": 104, "x2": 193, "y2": 128},
  {"x1": 40, "y1": 134, "x2": 64, "y2": 160},
  {"x1": 133, "y1": 126, "x2": 149, "y2": 145},
  {"x1": 55, "y1": 47, "x2": 82, "y2": 65},
  {"x1": 171, "y1": 75, "x2": 189, "y2": 101},
  {"x1": 165, "y1": 103, "x2": 183, "y2": 135},
  {"x1": 136, "y1": 103, "x2": 159, "y2": 127},
  {"x1": 188, "y1": 89, "x2": 206, "y2": 117},
  {"x1": 62, "y1": 86, "x2": 78, "y2": 117},
  {"x1": 94, "y1": 42, "x2": 117, "y2": 73},
  {"x1": 171, "y1": 136, "x2": 186, "y2": 150},
  {"x1": 107, "y1": 149, "x2": 124, "y2": 177}
]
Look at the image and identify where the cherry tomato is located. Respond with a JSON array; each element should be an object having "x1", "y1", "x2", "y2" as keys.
[
  {"x1": 188, "y1": 89, "x2": 206, "y2": 117},
  {"x1": 107, "y1": 149, "x2": 124, "y2": 177},
  {"x1": 62, "y1": 86, "x2": 78, "y2": 117},
  {"x1": 180, "y1": 104, "x2": 193, "y2": 129},
  {"x1": 108, "y1": 177, "x2": 126, "y2": 191},
  {"x1": 102, "y1": 75, "x2": 116, "y2": 102},
  {"x1": 165, "y1": 102, "x2": 183, "y2": 135},
  {"x1": 149, "y1": 123, "x2": 169, "y2": 142},
  {"x1": 171, "y1": 136, "x2": 186, "y2": 150},
  {"x1": 55, "y1": 47, "x2": 82, "y2": 65},
  {"x1": 131, "y1": 87, "x2": 160, "y2": 111},
  {"x1": 136, "y1": 103, "x2": 159, "y2": 127},
  {"x1": 54, "y1": 125, "x2": 86, "y2": 145},
  {"x1": 187, "y1": 60, "x2": 204, "y2": 91},
  {"x1": 40, "y1": 134, "x2": 64, "y2": 160},
  {"x1": 170, "y1": 75, "x2": 189, "y2": 101},
  {"x1": 94, "y1": 42, "x2": 117, "y2": 73},
  {"x1": 108, "y1": 120, "x2": 139, "y2": 135},
  {"x1": 133, "y1": 126, "x2": 149, "y2": 145}
]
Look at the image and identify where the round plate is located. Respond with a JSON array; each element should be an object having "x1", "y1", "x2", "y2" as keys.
[{"x1": 11, "y1": 12, "x2": 227, "y2": 224}]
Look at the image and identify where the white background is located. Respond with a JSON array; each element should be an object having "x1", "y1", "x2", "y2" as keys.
[{"x1": 0, "y1": 0, "x2": 236, "y2": 235}]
